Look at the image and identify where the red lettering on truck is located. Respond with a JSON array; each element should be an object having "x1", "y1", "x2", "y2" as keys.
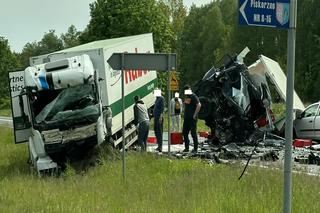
[{"x1": 124, "y1": 48, "x2": 151, "y2": 84}]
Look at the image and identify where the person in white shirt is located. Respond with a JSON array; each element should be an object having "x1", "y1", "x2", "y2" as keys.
[{"x1": 170, "y1": 92, "x2": 183, "y2": 132}]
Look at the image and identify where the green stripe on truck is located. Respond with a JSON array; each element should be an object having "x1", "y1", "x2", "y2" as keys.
[{"x1": 110, "y1": 79, "x2": 157, "y2": 116}]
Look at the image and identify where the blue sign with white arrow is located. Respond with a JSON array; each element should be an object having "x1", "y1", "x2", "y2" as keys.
[{"x1": 239, "y1": 0, "x2": 290, "y2": 29}]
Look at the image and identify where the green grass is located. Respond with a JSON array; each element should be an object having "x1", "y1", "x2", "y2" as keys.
[
  {"x1": 271, "y1": 103, "x2": 286, "y2": 120},
  {"x1": 0, "y1": 108, "x2": 11, "y2": 117},
  {"x1": 0, "y1": 126, "x2": 320, "y2": 212}
]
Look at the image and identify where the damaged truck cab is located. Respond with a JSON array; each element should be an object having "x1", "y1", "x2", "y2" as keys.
[
  {"x1": 25, "y1": 54, "x2": 105, "y2": 145},
  {"x1": 9, "y1": 34, "x2": 157, "y2": 174},
  {"x1": 195, "y1": 48, "x2": 275, "y2": 144},
  {"x1": 20, "y1": 54, "x2": 108, "y2": 172}
]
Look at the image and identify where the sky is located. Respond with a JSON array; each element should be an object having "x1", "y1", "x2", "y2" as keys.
[{"x1": 0, "y1": 0, "x2": 212, "y2": 53}]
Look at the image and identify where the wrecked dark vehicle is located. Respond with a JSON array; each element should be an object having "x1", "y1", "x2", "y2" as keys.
[{"x1": 195, "y1": 49, "x2": 274, "y2": 144}]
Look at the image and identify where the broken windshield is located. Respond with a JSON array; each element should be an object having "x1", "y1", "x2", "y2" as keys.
[{"x1": 34, "y1": 84, "x2": 99, "y2": 130}]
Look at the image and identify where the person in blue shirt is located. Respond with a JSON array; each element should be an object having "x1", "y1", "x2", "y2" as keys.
[{"x1": 153, "y1": 88, "x2": 164, "y2": 152}]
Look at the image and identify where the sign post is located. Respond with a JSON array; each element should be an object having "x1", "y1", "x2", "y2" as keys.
[
  {"x1": 168, "y1": 72, "x2": 179, "y2": 154},
  {"x1": 167, "y1": 56, "x2": 171, "y2": 155},
  {"x1": 107, "y1": 53, "x2": 177, "y2": 179},
  {"x1": 239, "y1": 1, "x2": 296, "y2": 212},
  {"x1": 283, "y1": 1, "x2": 297, "y2": 213}
]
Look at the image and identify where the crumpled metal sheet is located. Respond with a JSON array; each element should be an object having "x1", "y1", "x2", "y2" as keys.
[
  {"x1": 168, "y1": 137, "x2": 320, "y2": 175},
  {"x1": 42, "y1": 123, "x2": 97, "y2": 144}
]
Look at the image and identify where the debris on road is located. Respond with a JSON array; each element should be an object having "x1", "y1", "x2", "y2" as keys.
[{"x1": 152, "y1": 134, "x2": 320, "y2": 176}]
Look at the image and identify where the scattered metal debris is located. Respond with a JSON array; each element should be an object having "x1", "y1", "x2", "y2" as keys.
[{"x1": 166, "y1": 136, "x2": 320, "y2": 176}]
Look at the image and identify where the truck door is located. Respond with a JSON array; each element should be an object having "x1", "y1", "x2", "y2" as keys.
[{"x1": 9, "y1": 71, "x2": 32, "y2": 143}]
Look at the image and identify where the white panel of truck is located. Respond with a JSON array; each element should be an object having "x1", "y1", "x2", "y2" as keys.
[
  {"x1": 103, "y1": 34, "x2": 156, "y2": 133},
  {"x1": 9, "y1": 71, "x2": 32, "y2": 143},
  {"x1": 249, "y1": 55, "x2": 305, "y2": 111}
]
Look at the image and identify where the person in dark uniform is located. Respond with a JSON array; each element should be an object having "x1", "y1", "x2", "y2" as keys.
[
  {"x1": 182, "y1": 85, "x2": 201, "y2": 153},
  {"x1": 133, "y1": 95, "x2": 150, "y2": 151},
  {"x1": 153, "y1": 88, "x2": 164, "y2": 152}
]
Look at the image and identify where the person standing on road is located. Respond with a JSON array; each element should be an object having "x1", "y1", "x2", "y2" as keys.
[
  {"x1": 170, "y1": 92, "x2": 183, "y2": 132},
  {"x1": 182, "y1": 85, "x2": 201, "y2": 153},
  {"x1": 133, "y1": 95, "x2": 150, "y2": 151},
  {"x1": 153, "y1": 88, "x2": 164, "y2": 152}
]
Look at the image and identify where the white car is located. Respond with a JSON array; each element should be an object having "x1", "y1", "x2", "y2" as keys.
[{"x1": 293, "y1": 102, "x2": 320, "y2": 140}]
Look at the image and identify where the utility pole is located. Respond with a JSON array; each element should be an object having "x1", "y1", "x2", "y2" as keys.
[{"x1": 283, "y1": 0, "x2": 297, "y2": 212}]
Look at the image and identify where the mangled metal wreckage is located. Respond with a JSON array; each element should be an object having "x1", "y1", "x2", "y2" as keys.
[{"x1": 194, "y1": 48, "x2": 276, "y2": 144}]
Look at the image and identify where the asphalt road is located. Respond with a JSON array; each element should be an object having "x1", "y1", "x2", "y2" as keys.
[
  {"x1": 0, "y1": 116, "x2": 13, "y2": 128},
  {"x1": 146, "y1": 131, "x2": 205, "y2": 153}
]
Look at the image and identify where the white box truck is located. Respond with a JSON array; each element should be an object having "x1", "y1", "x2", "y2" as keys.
[{"x1": 9, "y1": 33, "x2": 157, "y2": 174}]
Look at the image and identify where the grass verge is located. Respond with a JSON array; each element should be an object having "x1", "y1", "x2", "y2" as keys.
[
  {"x1": 0, "y1": 127, "x2": 319, "y2": 212},
  {"x1": 0, "y1": 108, "x2": 12, "y2": 117},
  {"x1": 271, "y1": 103, "x2": 286, "y2": 120}
]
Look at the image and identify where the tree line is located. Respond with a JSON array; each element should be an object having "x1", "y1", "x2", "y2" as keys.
[{"x1": 0, "y1": 0, "x2": 319, "y2": 108}]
